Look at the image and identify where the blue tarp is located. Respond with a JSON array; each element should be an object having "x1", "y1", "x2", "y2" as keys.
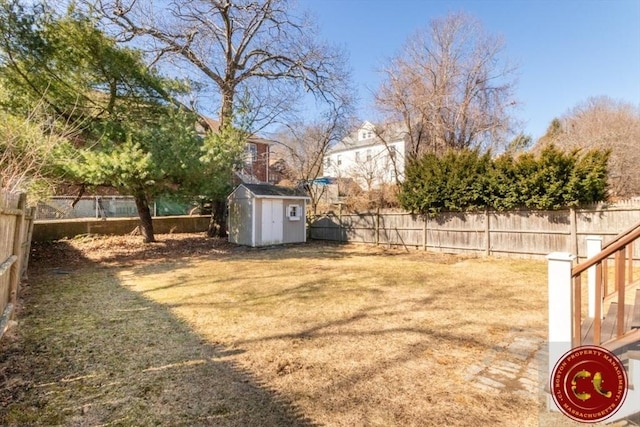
[{"x1": 312, "y1": 177, "x2": 334, "y2": 186}]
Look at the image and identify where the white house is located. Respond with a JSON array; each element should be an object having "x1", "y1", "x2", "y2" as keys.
[{"x1": 323, "y1": 121, "x2": 406, "y2": 190}]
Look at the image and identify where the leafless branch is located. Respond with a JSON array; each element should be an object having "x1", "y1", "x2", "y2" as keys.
[
  {"x1": 88, "y1": 0, "x2": 352, "y2": 129},
  {"x1": 375, "y1": 12, "x2": 518, "y2": 157},
  {"x1": 535, "y1": 96, "x2": 640, "y2": 198}
]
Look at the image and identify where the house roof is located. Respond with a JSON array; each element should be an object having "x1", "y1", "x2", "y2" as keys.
[
  {"x1": 328, "y1": 121, "x2": 407, "y2": 154},
  {"x1": 330, "y1": 137, "x2": 379, "y2": 153},
  {"x1": 247, "y1": 136, "x2": 275, "y2": 146},
  {"x1": 239, "y1": 184, "x2": 310, "y2": 200},
  {"x1": 202, "y1": 117, "x2": 221, "y2": 132}
]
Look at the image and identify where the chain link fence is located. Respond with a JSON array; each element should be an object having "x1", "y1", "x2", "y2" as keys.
[{"x1": 35, "y1": 196, "x2": 194, "y2": 220}]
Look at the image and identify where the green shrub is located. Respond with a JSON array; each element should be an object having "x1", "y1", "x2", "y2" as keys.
[{"x1": 399, "y1": 145, "x2": 609, "y2": 215}]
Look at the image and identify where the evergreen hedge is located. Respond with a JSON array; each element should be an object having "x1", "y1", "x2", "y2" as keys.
[{"x1": 399, "y1": 145, "x2": 609, "y2": 215}]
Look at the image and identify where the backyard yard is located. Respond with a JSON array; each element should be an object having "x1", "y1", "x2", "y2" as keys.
[{"x1": 0, "y1": 234, "x2": 606, "y2": 426}]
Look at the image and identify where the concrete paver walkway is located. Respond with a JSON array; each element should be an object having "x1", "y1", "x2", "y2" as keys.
[{"x1": 464, "y1": 330, "x2": 545, "y2": 399}]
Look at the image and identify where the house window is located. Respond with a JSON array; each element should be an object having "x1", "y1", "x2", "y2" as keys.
[
  {"x1": 337, "y1": 155, "x2": 342, "y2": 166},
  {"x1": 355, "y1": 151, "x2": 360, "y2": 162},
  {"x1": 366, "y1": 149, "x2": 372, "y2": 161},
  {"x1": 288, "y1": 204, "x2": 301, "y2": 221},
  {"x1": 360, "y1": 130, "x2": 373, "y2": 140},
  {"x1": 324, "y1": 156, "x2": 331, "y2": 168},
  {"x1": 245, "y1": 143, "x2": 257, "y2": 163}
]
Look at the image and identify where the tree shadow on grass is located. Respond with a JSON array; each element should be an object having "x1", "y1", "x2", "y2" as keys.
[
  {"x1": 0, "y1": 243, "x2": 316, "y2": 426},
  {"x1": 29, "y1": 235, "x2": 403, "y2": 273}
]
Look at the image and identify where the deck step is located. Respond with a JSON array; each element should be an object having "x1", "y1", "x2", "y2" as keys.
[
  {"x1": 582, "y1": 302, "x2": 617, "y2": 344},
  {"x1": 580, "y1": 282, "x2": 640, "y2": 346},
  {"x1": 602, "y1": 302, "x2": 620, "y2": 339},
  {"x1": 582, "y1": 302, "x2": 637, "y2": 345}
]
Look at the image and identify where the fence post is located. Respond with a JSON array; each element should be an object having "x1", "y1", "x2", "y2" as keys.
[
  {"x1": 547, "y1": 252, "x2": 575, "y2": 392},
  {"x1": 423, "y1": 216, "x2": 427, "y2": 251},
  {"x1": 484, "y1": 210, "x2": 490, "y2": 256},
  {"x1": 338, "y1": 203, "x2": 343, "y2": 243},
  {"x1": 569, "y1": 208, "x2": 578, "y2": 255},
  {"x1": 8, "y1": 194, "x2": 27, "y2": 319},
  {"x1": 586, "y1": 236, "x2": 602, "y2": 319},
  {"x1": 20, "y1": 207, "x2": 36, "y2": 280},
  {"x1": 375, "y1": 207, "x2": 380, "y2": 246}
]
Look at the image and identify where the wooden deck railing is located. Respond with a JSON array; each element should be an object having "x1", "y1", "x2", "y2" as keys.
[{"x1": 571, "y1": 220, "x2": 640, "y2": 347}]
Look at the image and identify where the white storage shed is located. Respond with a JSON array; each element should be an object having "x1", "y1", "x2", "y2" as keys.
[{"x1": 227, "y1": 184, "x2": 310, "y2": 247}]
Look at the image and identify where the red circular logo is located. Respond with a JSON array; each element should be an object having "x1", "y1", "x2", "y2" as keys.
[{"x1": 550, "y1": 345, "x2": 627, "y2": 422}]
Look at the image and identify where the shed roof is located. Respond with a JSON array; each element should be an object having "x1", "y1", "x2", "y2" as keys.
[{"x1": 236, "y1": 184, "x2": 310, "y2": 200}]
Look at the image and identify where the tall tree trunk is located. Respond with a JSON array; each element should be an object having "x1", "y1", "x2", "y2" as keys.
[
  {"x1": 134, "y1": 191, "x2": 155, "y2": 243},
  {"x1": 219, "y1": 86, "x2": 235, "y2": 129},
  {"x1": 207, "y1": 199, "x2": 227, "y2": 238}
]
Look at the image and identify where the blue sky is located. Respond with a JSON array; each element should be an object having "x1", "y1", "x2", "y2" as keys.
[{"x1": 299, "y1": 0, "x2": 640, "y2": 140}]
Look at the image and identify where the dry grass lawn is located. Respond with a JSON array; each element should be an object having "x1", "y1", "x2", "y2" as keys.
[{"x1": 0, "y1": 234, "x2": 621, "y2": 426}]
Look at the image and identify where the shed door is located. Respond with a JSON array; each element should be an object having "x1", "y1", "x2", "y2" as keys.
[{"x1": 261, "y1": 199, "x2": 283, "y2": 245}]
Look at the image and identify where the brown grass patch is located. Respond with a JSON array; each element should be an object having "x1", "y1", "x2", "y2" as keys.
[{"x1": 0, "y1": 234, "x2": 616, "y2": 426}]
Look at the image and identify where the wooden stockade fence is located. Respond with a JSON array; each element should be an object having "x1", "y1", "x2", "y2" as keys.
[
  {"x1": 0, "y1": 192, "x2": 35, "y2": 339},
  {"x1": 310, "y1": 205, "x2": 640, "y2": 260}
]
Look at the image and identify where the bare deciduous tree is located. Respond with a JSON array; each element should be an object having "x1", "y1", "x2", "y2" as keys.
[
  {"x1": 535, "y1": 96, "x2": 640, "y2": 198},
  {"x1": 0, "y1": 100, "x2": 67, "y2": 198},
  {"x1": 271, "y1": 107, "x2": 353, "y2": 214},
  {"x1": 346, "y1": 150, "x2": 393, "y2": 193},
  {"x1": 375, "y1": 11, "x2": 518, "y2": 157},
  {"x1": 93, "y1": 0, "x2": 351, "y2": 130}
]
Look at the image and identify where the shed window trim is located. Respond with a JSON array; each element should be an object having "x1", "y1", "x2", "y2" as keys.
[{"x1": 287, "y1": 204, "x2": 301, "y2": 221}]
